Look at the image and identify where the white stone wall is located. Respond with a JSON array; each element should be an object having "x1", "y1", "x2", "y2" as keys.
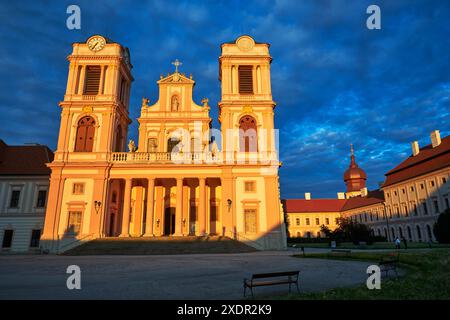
[{"x1": 0, "y1": 176, "x2": 49, "y2": 252}]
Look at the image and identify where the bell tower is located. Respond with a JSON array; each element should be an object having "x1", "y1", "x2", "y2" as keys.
[
  {"x1": 54, "y1": 35, "x2": 133, "y2": 162},
  {"x1": 218, "y1": 35, "x2": 276, "y2": 160}
]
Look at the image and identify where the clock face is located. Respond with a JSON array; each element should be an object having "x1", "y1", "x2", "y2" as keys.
[{"x1": 87, "y1": 36, "x2": 106, "y2": 52}]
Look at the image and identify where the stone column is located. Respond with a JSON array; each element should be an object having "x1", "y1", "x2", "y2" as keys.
[
  {"x1": 144, "y1": 178, "x2": 155, "y2": 237},
  {"x1": 77, "y1": 65, "x2": 86, "y2": 95},
  {"x1": 198, "y1": 178, "x2": 206, "y2": 236},
  {"x1": 174, "y1": 178, "x2": 183, "y2": 236},
  {"x1": 119, "y1": 178, "x2": 132, "y2": 237}
]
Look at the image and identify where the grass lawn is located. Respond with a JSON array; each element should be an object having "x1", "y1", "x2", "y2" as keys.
[
  {"x1": 278, "y1": 249, "x2": 450, "y2": 299},
  {"x1": 288, "y1": 241, "x2": 450, "y2": 250}
]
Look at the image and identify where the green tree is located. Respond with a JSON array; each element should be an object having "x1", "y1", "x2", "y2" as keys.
[{"x1": 433, "y1": 209, "x2": 450, "y2": 243}]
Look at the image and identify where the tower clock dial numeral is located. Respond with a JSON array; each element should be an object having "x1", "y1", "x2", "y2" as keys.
[{"x1": 87, "y1": 36, "x2": 106, "y2": 52}]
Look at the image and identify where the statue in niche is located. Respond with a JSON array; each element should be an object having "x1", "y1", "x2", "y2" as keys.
[{"x1": 171, "y1": 95, "x2": 179, "y2": 111}]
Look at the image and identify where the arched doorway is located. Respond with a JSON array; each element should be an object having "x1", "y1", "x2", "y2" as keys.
[
  {"x1": 74, "y1": 116, "x2": 95, "y2": 152},
  {"x1": 239, "y1": 115, "x2": 257, "y2": 152}
]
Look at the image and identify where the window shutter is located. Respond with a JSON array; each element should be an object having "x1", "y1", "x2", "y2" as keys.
[
  {"x1": 84, "y1": 66, "x2": 101, "y2": 95},
  {"x1": 238, "y1": 66, "x2": 253, "y2": 94}
]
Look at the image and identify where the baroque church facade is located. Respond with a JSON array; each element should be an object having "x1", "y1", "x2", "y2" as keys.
[{"x1": 40, "y1": 35, "x2": 287, "y2": 253}]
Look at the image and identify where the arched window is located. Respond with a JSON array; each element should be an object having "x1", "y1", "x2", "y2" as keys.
[
  {"x1": 148, "y1": 138, "x2": 158, "y2": 152},
  {"x1": 407, "y1": 226, "x2": 412, "y2": 240},
  {"x1": 114, "y1": 125, "x2": 122, "y2": 152},
  {"x1": 426, "y1": 225, "x2": 432, "y2": 241},
  {"x1": 239, "y1": 115, "x2": 257, "y2": 152},
  {"x1": 416, "y1": 225, "x2": 422, "y2": 241},
  {"x1": 171, "y1": 95, "x2": 180, "y2": 111},
  {"x1": 75, "y1": 116, "x2": 95, "y2": 152},
  {"x1": 398, "y1": 227, "x2": 403, "y2": 238}
]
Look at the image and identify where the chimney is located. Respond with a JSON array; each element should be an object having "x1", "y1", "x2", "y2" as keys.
[
  {"x1": 411, "y1": 141, "x2": 419, "y2": 156},
  {"x1": 430, "y1": 130, "x2": 441, "y2": 148},
  {"x1": 361, "y1": 187, "x2": 368, "y2": 197},
  {"x1": 305, "y1": 192, "x2": 311, "y2": 200},
  {"x1": 337, "y1": 192, "x2": 345, "y2": 199}
]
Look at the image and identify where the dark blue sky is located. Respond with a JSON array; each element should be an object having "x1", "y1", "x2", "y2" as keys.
[{"x1": 0, "y1": 0, "x2": 449, "y2": 198}]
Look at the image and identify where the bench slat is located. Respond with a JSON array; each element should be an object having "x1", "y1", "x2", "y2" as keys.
[{"x1": 251, "y1": 271, "x2": 299, "y2": 279}]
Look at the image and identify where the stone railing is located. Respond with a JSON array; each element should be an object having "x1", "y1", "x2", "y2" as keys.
[{"x1": 110, "y1": 151, "x2": 279, "y2": 165}]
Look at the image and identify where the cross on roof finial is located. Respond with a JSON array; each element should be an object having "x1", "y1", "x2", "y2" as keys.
[
  {"x1": 350, "y1": 143, "x2": 354, "y2": 156},
  {"x1": 172, "y1": 59, "x2": 182, "y2": 73}
]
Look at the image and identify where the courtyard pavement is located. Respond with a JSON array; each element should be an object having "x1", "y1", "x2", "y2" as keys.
[{"x1": 0, "y1": 251, "x2": 371, "y2": 299}]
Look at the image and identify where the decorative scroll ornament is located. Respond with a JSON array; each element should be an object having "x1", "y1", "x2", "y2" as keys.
[
  {"x1": 242, "y1": 105, "x2": 253, "y2": 114},
  {"x1": 82, "y1": 106, "x2": 93, "y2": 113}
]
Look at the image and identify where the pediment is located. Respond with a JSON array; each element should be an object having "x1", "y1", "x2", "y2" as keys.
[{"x1": 157, "y1": 72, "x2": 194, "y2": 84}]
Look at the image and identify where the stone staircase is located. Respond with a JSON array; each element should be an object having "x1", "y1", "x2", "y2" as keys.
[{"x1": 62, "y1": 236, "x2": 258, "y2": 255}]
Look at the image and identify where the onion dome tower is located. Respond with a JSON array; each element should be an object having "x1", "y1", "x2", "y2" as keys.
[{"x1": 343, "y1": 144, "x2": 367, "y2": 198}]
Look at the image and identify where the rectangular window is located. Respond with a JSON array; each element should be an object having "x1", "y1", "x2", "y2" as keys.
[
  {"x1": 295, "y1": 218, "x2": 300, "y2": 226},
  {"x1": 119, "y1": 75, "x2": 127, "y2": 103},
  {"x1": 67, "y1": 211, "x2": 82, "y2": 234},
  {"x1": 430, "y1": 180, "x2": 435, "y2": 187},
  {"x1": 29, "y1": 229, "x2": 41, "y2": 248},
  {"x1": 244, "y1": 181, "x2": 256, "y2": 192},
  {"x1": 433, "y1": 200, "x2": 439, "y2": 214},
  {"x1": 414, "y1": 204, "x2": 418, "y2": 216},
  {"x1": 9, "y1": 190, "x2": 20, "y2": 208},
  {"x1": 325, "y1": 218, "x2": 330, "y2": 225},
  {"x1": 422, "y1": 202, "x2": 428, "y2": 215},
  {"x1": 238, "y1": 66, "x2": 253, "y2": 94},
  {"x1": 404, "y1": 205, "x2": 408, "y2": 217},
  {"x1": 306, "y1": 218, "x2": 310, "y2": 226},
  {"x1": 445, "y1": 197, "x2": 450, "y2": 210},
  {"x1": 83, "y1": 65, "x2": 101, "y2": 95},
  {"x1": 315, "y1": 218, "x2": 320, "y2": 225},
  {"x1": 244, "y1": 209, "x2": 257, "y2": 234},
  {"x1": 72, "y1": 183, "x2": 85, "y2": 195},
  {"x1": 36, "y1": 190, "x2": 47, "y2": 208},
  {"x1": 443, "y1": 177, "x2": 447, "y2": 184},
  {"x1": 2, "y1": 230, "x2": 14, "y2": 248}
]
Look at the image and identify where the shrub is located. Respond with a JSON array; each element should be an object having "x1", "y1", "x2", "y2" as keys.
[{"x1": 433, "y1": 209, "x2": 450, "y2": 243}]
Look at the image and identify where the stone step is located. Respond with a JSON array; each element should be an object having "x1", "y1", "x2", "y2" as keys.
[{"x1": 63, "y1": 236, "x2": 257, "y2": 255}]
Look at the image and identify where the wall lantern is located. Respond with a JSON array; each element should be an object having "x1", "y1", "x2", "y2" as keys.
[
  {"x1": 227, "y1": 199, "x2": 232, "y2": 211},
  {"x1": 94, "y1": 201, "x2": 102, "y2": 214}
]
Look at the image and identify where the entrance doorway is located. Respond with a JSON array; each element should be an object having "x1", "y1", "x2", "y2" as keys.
[
  {"x1": 164, "y1": 207, "x2": 176, "y2": 235},
  {"x1": 109, "y1": 212, "x2": 116, "y2": 236}
]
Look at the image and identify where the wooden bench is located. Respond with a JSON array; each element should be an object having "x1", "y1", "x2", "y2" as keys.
[
  {"x1": 329, "y1": 249, "x2": 352, "y2": 257},
  {"x1": 243, "y1": 271, "x2": 300, "y2": 298},
  {"x1": 378, "y1": 252, "x2": 399, "y2": 278}
]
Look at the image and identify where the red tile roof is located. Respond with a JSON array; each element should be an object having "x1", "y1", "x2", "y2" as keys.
[
  {"x1": 341, "y1": 191, "x2": 385, "y2": 211},
  {"x1": 383, "y1": 135, "x2": 450, "y2": 187},
  {"x1": 284, "y1": 199, "x2": 346, "y2": 213},
  {"x1": 0, "y1": 140, "x2": 54, "y2": 176}
]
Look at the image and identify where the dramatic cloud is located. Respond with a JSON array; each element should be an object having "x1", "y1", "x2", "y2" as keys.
[{"x1": 0, "y1": 0, "x2": 449, "y2": 198}]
